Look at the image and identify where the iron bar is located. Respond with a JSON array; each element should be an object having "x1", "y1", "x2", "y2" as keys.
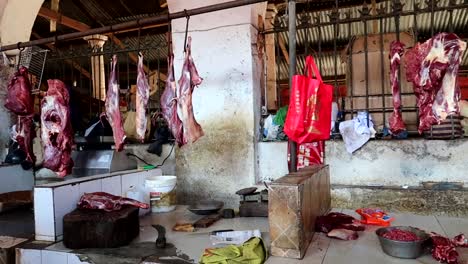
[
  {"x1": 361, "y1": 3, "x2": 370, "y2": 127},
  {"x1": 379, "y1": 9, "x2": 386, "y2": 128},
  {"x1": 330, "y1": 7, "x2": 339, "y2": 107},
  {"x1": 394, "y1": 0, "x2": 402, "y2": 124},
  {"x1": 127, "y1": 53, "x2": 131, "y2": 110},
  {"x1": 342, "y1": 106, "x2": 418, "y2": 113},
  {"x1": 347, "y1": 11, "x2": 354, "y2": 119},
  {"x1": 88, "y1": 52, "x2": 93, "y2": 117},
  {"x1": 288, "y1": 0, "x2": 297, "y2": 173},
  {"x1": 97, "y1": 47, "x2": 101, "y2": 112},
  {"x1": 317, "y1": 16, "x2": 322, "y2": 72},
  {"x1": 430, "y1": 0, "x2": 435, "y2": 36},
  {"x1": 261, "y1": 3, "x2": 468, "y2": 34},
  {"x1": 45, "y1": 45, "x2": 164, "y2": 60},
  {"x1": 0, "y1": 0, "x2": 268, "y2": 51},
  {"x1": 414, "y1": 1, "x2": 420, "y2": 127},
  {"x1": 413, "y1": 1, "x2": 419, "y2": 42},
  {"x1": 275, "y1": 29, "x2": 281, "y2": 107}
]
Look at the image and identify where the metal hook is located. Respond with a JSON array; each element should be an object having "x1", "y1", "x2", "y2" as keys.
[
  {"x1": 167, "y1": 12, "x2": 173, "y2": 56},
  {"x1": 16, "y1": 42, "x2": 25, "y2": 70},
  {"x1": 183, "y1": 9, "x2": 190, "y2": 53}
]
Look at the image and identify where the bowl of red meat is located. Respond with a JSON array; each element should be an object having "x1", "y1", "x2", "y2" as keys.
[{"x1": 376, "y1": 226, "x2": 430, "y2": 259}]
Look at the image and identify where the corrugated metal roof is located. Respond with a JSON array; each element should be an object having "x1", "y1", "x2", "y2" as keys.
[{"x1": 276, "y1": 0, "x2": 468, "y2": 80}]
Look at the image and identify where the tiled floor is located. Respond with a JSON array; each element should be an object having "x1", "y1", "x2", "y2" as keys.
[
  {"x1": 28, "y1": 207, "x2": 468, "y2": 264},
  {"x1": 267, "y1": 209, "x2": 468, "y2": 264}
]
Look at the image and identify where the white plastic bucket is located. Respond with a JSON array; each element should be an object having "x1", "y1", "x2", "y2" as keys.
[{"x1": 144, "y1": 176, "x2": 177, "y2": 213}]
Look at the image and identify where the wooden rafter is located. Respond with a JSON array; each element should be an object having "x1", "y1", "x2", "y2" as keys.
[
  {"x1": 37, "y1": 7, "x2": 167, "y2": 80},
  {"x1": 39, "y1": 7, "x2": 90, "y2": 32}
]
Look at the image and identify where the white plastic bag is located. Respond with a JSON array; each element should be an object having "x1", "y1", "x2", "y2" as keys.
[
  {"x1": 339, "y1": 112, "x2": 375, "y2": 154},
  {"x1": 263, "y1": 115, "x2": 279, "y2": 140},
  {"x1": 210, "y1": 230, "x2": 262, "y2": 246}
]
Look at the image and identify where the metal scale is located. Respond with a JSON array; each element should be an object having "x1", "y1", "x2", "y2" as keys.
[
  {"x1": 236, "y1": 187, "x2": 268, "y2": 217},
  {"x1": 71, "y1": 123, "x2": 137, "y2": 177}
]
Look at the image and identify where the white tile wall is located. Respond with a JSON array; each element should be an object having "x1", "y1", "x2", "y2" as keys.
[
  {"x1": 53, "y1": 184, "x2": 80, "y2": 238},
  {"x1": 34, "y1": 169, "x2": 162, "y2": 242},
  {"x1": 78, "y1": 179, "x2": 102, "y2": 196},
  {"x1": 121, "y1": 173, "x2": 141, "y2": 196},
  {"x1": 67, "y1": 253, "x2": 91, "y2": 264},
  {"x1": 16, "y1": 248, "x2": 41, "y2": 264},
  {"x1": 102, "y1": 176, "x2": 122, "y2": 196},
  {"x1": 34, "y1": 188, "x2": 55, "y2": 240},
  {"x1": 41, "y1": 250, "x2": 68, "y2": 264}
]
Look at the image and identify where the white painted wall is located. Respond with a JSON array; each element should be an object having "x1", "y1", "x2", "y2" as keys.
[
  {"x1": 257, "y1": 140, "x2": 468, "y2": 187},
  {"x1": 0, "y1": 0, "x2": 44, "y2": 51},
  {"x1": 258, "y1": 142, "x2": 288, "y2": 182}
]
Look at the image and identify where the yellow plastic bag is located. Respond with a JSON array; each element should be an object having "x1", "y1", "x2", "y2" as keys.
[{"x1": 200, "y1": 237, "x2": 266, "y2": 264}]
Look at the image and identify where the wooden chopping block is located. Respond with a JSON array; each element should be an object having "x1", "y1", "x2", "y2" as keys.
[
  {"x1": 193, "y1": 214, "x2": 221, "y2": 228},
  {"x1": 63, "y1": 206, "x2": 139, "y2": 249}
]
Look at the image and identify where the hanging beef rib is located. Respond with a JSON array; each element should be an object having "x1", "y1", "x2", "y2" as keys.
[
  {"x1": 41, "y1": 79, "x2": 74, "y2": 177},
  {"x1": 388, "y1": 41, "x2": 407, "y2": 134},
  {"x1": 177, "y1": 36, "x2": 204, "y2": 144},
  {"x1": 136, "y1": 53, "x2": 149, "y2": 142},
  {"x1": 101, "y1": 55, "x2": 126, "y2": 151},
  {"x1": 161, "y1": 55, "x2": 184, "y2": 146},
  {"x1": 78, "y1": 192, "x2": 149, "y2": 212},
  {"x1": 405, "y1": 33, "x2": 467, "y2": 133}
]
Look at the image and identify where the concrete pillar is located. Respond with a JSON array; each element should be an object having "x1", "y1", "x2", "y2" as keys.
[
  {"x1": 84, "y1": 34, "x2": 108, "y2": 101},
  {"x1": 167, "y1": 0, "x2": 266, "y2": 207}
]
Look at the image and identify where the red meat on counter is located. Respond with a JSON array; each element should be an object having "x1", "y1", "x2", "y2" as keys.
[{"x1": 78, "y1": 192, "x2": 149, "y2": 212}]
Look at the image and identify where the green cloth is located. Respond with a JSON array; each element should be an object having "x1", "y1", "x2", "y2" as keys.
[
  {"x1": 273, "y1": 105, "x2": 288, "y2": 127},
  {"x1": 200, "y1": 237, "x2": 267, "y2": 264}
]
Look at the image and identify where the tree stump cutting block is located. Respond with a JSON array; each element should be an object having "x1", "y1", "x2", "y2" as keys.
[{"x1": 63, "y1": 206, "x2": 140, "y2": 249}]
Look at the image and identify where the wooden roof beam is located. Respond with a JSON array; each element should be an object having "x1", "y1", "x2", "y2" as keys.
[
  {"x1": 38, "y1": 7, "x2": 91, "y2": 32},
  {"x1": 36, "y1": 7, "x2": 167, "y2": 80}
]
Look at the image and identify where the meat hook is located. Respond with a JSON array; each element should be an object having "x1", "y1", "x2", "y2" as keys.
[
  {"x1": 183, "y1": 9, "x2": 190, "y2": 53},
  {"x1": 16, "y1": 42, "x2": 24, "y2": 71}
]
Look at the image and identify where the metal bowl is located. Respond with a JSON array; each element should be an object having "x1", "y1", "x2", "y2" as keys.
[
  {"x1": 188, "y1": 200, "x2": 224, "y2": 215},
  {"x1": 376, "y1": 226, "x2": 430, "y2": 259}
]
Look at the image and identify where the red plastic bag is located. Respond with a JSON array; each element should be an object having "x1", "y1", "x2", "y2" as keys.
[
  {"x1": 284, "y1": 56, "x2": 333, "y2": 144},
  {"x1": 287, "y1": 141, "x2": 324, "y2": 170}
]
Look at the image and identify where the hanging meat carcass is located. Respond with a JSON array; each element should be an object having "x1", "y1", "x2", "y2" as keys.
[
  {"x1": 5, "y1": 66, "x2": 36, "y2": 164},
  {"x1": 136, "y1": 53, "x2": 149, "y2": 142},
  {"x1": 4, "y1": 67, "x2": 34, "y2": 116},
  {"x1": 177, "y1": 36, "x2": 204, "y2": 144},
  {"x1": 78, "y1": 192, "x2": 149, "y2": 212},
  {"x1": 101, "y1": 55, "x2": 126, "y2": 151},
  {"x1": 16, "y1": 115, "x2": 36, "y2": 164},
  {"x1": 405, "y1": 33, "x2": 467, "y2": 133},
  {"x1": 161, "y1": 55, "x2": 184, "y2": 146},
  {"x1": 41, "y1": 80, "x2": 74, "y2": 177},
  {"x1": 388, "y1": 41, "x2": 407, "y2": 135}
]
